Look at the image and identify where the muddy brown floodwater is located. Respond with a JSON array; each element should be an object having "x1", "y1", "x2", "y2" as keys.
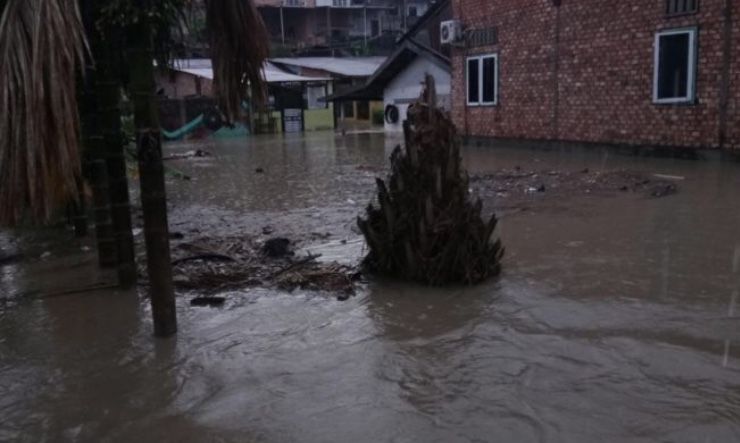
[{"x1": 1, "y1": 131, "x2": 740, "y2": 442}]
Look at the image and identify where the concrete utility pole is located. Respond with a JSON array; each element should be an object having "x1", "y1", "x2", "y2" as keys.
[
  {"x1": 402, "y1": 0, "x2": 407, "y2": 31},
  {"x1": 280, "y1": 6, "x2": 285, "y2": 45},
  {"x1": 327, "y1": 7, "x2": 333, "y2": 56},
  {"x1": 128, "y1": 3, "x2": 177, "y2": 338},
  {"x1": 363, "y1": 6, "x2": 368, "y2": 51}
]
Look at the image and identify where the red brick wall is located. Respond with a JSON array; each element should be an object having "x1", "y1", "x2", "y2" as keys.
[
  {"x1": 451, "y1": 0, "x2": 739, "y2": 149},
  {"x1": 729, "y1": 0, "x2": 740, "y2": 150}
]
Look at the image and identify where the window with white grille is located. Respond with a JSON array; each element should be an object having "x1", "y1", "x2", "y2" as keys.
[{"x1": 666, "y1": 0, "x2": 699, "y2": 16}]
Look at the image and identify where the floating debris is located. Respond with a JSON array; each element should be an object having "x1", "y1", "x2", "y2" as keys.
[
  {"x1": 650, "y1": 183, "x2": 678, "y2": 198},
  {"x1": 165, "y1": 235, "x2": 360, "y2": 296},
  {"x1": 471, "y1": 168, "x2": 681, "y2": 202},
  {"x1": 163, "y1": 149, "x2": 212, "y2": 161},
  {"x1": 0, "y1": 253, "x2": 22, "y2": 266},
  {"x1": 190, "y1": 296, "x2": 226, "y2": 307},
  {"x1": 653, "y1": 173, "x2": 685, "y2": 181},
  {"x1": 262, "y1": 238, "x2": 292, "y2": 258}
]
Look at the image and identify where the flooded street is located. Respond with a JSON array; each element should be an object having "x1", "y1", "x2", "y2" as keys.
[{"x1": 1, "y1": 132, "x2": 740, "y2": 442}]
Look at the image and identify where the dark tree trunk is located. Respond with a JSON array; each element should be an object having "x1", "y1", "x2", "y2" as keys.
[
  {"x1": 127, "y1": 12, "x2": 177, "y2": 337},
  {"x1": 80, "y1": 0, "x2": 137, "y2": 285},
  {"x1": 93, "y1": 33, "x2": 137, "y2": 289},
  {"x1": 89, "y1": 159, "x2": 117, "y2": 267},
  {"x1": 79, "y1": 65, "x2": 117, "y2": 268},
  {"x1": 71, "y1": 175, "x2": 88, "y2": 237}
]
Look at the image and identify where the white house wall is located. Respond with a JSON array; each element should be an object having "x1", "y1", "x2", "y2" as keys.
[{"x1": 383, "y1": 56, "x2": 451, "y2": 132}]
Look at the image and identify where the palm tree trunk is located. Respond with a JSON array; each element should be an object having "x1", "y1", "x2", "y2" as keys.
[{"x1": 127, "y1": 11, "x2": 177, "y2": 337}]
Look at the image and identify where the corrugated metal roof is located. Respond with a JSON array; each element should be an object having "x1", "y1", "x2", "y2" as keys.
[
  {"x1": 325, "y1": 39, "x2": 450, "y2": 102},
  {"x1": 270, "y1": 57, "x2": 386, "y2": 77},
  {"x1": 170, "y1": 59, "x2": 331, "y2": 83},
  {"x1": 263, "y1": 64, "x2": 331, "y2": 83}
]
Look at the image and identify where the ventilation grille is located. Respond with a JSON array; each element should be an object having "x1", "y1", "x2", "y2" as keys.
[{"x1": 666, "y1": 0, "x2": 699, "y2": 16}]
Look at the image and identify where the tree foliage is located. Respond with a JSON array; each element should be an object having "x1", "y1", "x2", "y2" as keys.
[
  {"x1": 0, "y1": 0, "x2": 87, "y2": 224},
  {"x1": 205, "y1": 0, "x2": 269, "y2": 121},
  {"x1": 97, "y1": 0, "x2": 192, "y2": 71},
  {"x1": 0, "y1": 0, "x2": 268, "y2": 225}
]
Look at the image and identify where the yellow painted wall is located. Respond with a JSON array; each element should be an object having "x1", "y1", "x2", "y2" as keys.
[
  {"x1": 304, "y1": 105, "x2": 335, "y2": 131},
  {"x1": 339, "y1": 100, "x2": 384, "y2": 121},
  {"x1": 370, "y1": 101, "x2": 384, "y2": 114},
  {"x1": 252, "y1": 111, "x2": 283, "y2": 134},
  {"x1": 272, "y1": 111, "x2": 283, "y2": 133}
]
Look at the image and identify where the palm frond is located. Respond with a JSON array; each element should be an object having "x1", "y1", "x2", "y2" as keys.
[
  {"x1": 0, "y1": 0, "x2": 87, "y2": 225},
  {"x1": 205, "y1": 0, "x2": 269, "y2": 123}
]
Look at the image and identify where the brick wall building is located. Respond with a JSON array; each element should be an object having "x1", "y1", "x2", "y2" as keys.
[{"x1": 450, "y1": 0, "x2": 739, "y2": 150}]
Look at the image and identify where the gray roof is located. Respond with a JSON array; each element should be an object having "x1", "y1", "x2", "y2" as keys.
[
  {"x1": 269, "y1": 57, "x2": 387, "y2": 78},
  {"x1": 325, "y1": 39, "x2": 449, "y2": 102},
  {"x1": 170, "y1": 59, "x2": 331, "y2": 83}
]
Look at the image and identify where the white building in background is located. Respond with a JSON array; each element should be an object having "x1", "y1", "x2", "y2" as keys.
[
  {"x1": 381, "y1": 48, "x2": 450, "y2": 132},
  {"x1": 326, "y1": 0, "x2": 451, "y2": 132}
]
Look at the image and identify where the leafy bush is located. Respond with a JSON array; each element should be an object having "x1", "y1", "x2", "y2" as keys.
[{"x1": 372, "y1": 108, "x2": 384, "y2": 126}]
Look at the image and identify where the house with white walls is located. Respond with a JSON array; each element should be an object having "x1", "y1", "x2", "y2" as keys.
[{"x1": 327, "y1": 0, "x2": 451, "y2": 132}]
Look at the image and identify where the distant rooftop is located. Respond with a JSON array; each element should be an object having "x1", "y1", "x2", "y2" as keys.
[
  {"x1": 270, "y1": 57, "x2": 387, "y2": 77},
  {"x1": 170, "y1": 59, "x2": 331, "y2": 83}
]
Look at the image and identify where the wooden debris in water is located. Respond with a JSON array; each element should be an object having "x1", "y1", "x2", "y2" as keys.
[
  {"x1": 165, "y1": 235, "x2": 359, "y2": 296},
  {"x1": 357, "y1": 75, "x2": 504, "y2": 285}
]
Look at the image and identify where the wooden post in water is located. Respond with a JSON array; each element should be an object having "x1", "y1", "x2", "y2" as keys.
[
  {"x1": 127, "y1": 9, "x2": 177, "y2": 337},
  {"x1": 89, "y1": 159, "x2": 118, "y2": 267}
]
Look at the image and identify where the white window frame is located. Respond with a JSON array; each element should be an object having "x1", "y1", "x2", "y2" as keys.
[
  {"x1": 653, "y1": 27, "x2": 697, "y2": 104},
  {"x1": 466, "y1": 54, "x2": 498, "y2": 107}
]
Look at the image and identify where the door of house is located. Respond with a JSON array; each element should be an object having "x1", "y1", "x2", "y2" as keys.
[
  {"x1": 283, "y1": 108, "x2": 303, "y2": 133},
  {"x1": 356, "y1": 100, "x2": 370, "y2": 120},
  {"x1": 342, "y1": 101, "x2": 355, "y2": 119},
  {"x1": 275, "y1": 82, "x2": 304, "y2": 133}
]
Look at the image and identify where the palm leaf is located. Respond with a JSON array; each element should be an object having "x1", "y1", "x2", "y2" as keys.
[
  {"x1": 0, "y1": 0, "x2": 87, "y2": 225},
  {"x1": 205, "y1": 0, "x2": 269, "y2": 123}
]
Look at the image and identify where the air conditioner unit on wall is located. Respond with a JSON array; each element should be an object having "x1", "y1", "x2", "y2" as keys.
[{"x1": 440, "y1": 20, "x2": 463, "y2": 45}]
